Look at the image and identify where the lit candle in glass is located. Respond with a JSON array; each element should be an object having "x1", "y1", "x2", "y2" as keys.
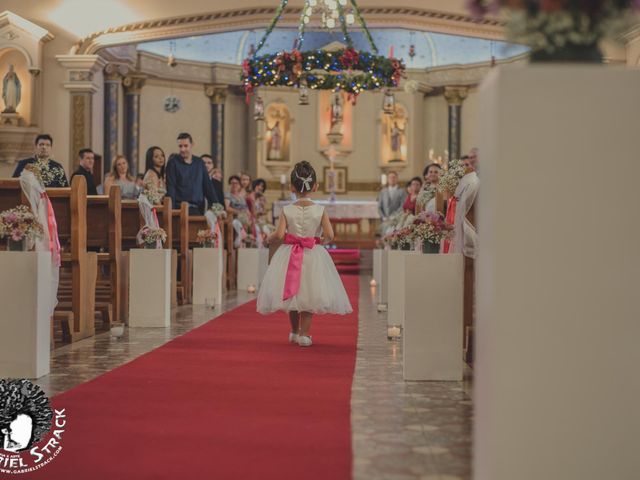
[
  {"x1": 381, "y1": 173, "x2": 388, "y2": 186},
  {"x1": 280, "y1": 174, "x2": 287, "y2": 185}
]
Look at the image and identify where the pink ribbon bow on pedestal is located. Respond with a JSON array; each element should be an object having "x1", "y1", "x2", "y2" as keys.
[
  {"x1": 41, "y1": 192, "x2": 61, "y2": 267},
  {"x1": 282, "y1": 233, "x2": 321, "y2": 300}
]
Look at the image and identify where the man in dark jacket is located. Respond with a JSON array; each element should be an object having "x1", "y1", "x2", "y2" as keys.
[
  {"x1": 12, "y1": 134, "x2": 69, "y2": 187},
  {"x1": 71, "y1": 148, "x2": 98, "y2": 195}
]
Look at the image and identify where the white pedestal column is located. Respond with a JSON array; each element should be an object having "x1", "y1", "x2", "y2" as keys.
[
  {"x1": 403, "y1": 253, "x2": 463, "y2": 381},
  {"x1": 129, "y1": 249, "x2": 171, "y2": 327},
  {"x1": 373, "y1": 249, "x2": 382, "y2": 287},
  {"x1": 192, "y1": 247, "x2": 225, "y2": 305},
  {"x1": 377, "y1": 249, "x2": 389, "y2": 310},
  {"x1": 237, "y1": 248, "x2": 269, "y2": 291},
  {"x1": 387, "y1": 250, "x2": 418, "y2": 327},
  {"x1": 475, "y1": 66, "x2": 640, "y2": 480},
  {"x1": 0, "y1": 252, "x2": 51, "y2": 379}
]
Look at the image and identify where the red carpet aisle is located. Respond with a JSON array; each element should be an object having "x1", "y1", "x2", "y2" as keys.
[{"x1": 25, "y1": 275, "x2": 359, "y2": 480}]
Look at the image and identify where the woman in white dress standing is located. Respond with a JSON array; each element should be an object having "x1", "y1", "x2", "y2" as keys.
[{"x1": 257, "y1": 161, "x2": 352, "y2": 347}]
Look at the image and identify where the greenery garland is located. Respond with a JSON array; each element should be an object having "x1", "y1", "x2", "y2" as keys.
[{"x1": 242, "y1": 48, "x2": 405, "y2": 99}]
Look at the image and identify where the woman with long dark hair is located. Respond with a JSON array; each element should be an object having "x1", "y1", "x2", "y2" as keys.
[{"x1": 142, "y1": 146, "x2": 166, "y2": 189}]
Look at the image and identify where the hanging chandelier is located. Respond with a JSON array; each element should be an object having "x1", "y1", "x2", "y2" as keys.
[{"x1": 241, "y1": 0, "x2": 405, "y2": 106}]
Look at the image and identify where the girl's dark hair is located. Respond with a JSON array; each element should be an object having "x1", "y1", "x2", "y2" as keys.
[
  {"x1": 145, "y1": 146, "x2": 165, "y2": 180},
  {"x1": 422, "y1": 163, "x2": 442, "y2": 177},
  {"x1": 228, "y1": 175, "x2": 241, "y2": 184},
  {"x1": 410, "y1": 176, "x2": 423, "y2": 186},
  {"x1": 290, "y1": 161, "x2": 317, "y2": 193},
  {"x1": 252, "y1": 178, "x2": 266, "y2": 192}
]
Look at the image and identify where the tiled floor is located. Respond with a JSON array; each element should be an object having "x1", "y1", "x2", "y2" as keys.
[
  {"x1": 33, "y1": 269, "x2": 473, "y2": 480},
  {"x1": 352, "y1": 274, "x2": 473, "y2": 480}
]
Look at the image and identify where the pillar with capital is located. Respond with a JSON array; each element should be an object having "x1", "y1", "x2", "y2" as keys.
[
  {"x1": 56, "y1": 54, "x2": 106, "y2": 168},
  {"x1": 123, "y1": 75, "x2": 145, "y2": 175},
  {"x1": 103, "y1": 64, "x2": 127, "y2": 174},
  {"x1": 444, "y1": 86, "x2": 468, "y2": 163},
  {"x1": 205, "y1": 84, "x2": 227, "y2": 173}
]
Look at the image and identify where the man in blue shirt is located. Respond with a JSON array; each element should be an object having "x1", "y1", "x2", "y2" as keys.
[{"x1": 166, "y1": 133, "x2": 221, "y2": 215}]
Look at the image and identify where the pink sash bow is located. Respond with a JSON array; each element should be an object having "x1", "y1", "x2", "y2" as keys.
[{"x1": 282, "y1": 233, "x2": 321, "y2": 300}]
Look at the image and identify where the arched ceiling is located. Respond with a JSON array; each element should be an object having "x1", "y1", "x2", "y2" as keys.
[
  {"x1": 137, "y1": 28, "x2": 528, "y2": 68},
  {"x1": 1, "y1": 1, "x2": 506, "y2": 54}
]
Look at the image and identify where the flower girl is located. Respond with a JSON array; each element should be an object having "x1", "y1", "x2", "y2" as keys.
[{"x1": 256, "y1": 161, "x2": 352, "y2": 347}]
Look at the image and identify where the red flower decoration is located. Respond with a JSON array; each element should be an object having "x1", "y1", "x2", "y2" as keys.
[{"x1": 340, "y1": 48, "x2": 359, "y2": 70}]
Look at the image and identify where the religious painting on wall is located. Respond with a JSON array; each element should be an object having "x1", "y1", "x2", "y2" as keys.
[
  {"x1": 264, "y1": 102, "x2": 291, "y2": 164},
  {"x1": 318, "y1": 90, "x2": 353, "y2": 152},
  {"x1": 323, "y1": 166, "x2": 348, "y2": 194},
  {"x1": 380, "y1": 104, "x2": 408, "y2": 167}
]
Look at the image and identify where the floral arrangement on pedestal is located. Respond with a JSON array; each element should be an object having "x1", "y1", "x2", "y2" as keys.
[
  {"x1": 410, "y1": 211, "x2": 452, "y2": 254},
  {"x1": 383, "y1": 227, "x2": 414, "y2": 250},
  {"x1": 196, "y1": 229, "x2": 217, "y2": 248},
  {"x1": 142, "y1": 180, "x2": 167, "y2": 205},
  {"x1": 139, "y1": 226, "x2": 167, "y2": 249},
  {"x1": 0, "y1": 205, "x2": 44, "y2": 251},
  {"x1": 467, "y1": 0, "x2": 640, "y2": 63}
]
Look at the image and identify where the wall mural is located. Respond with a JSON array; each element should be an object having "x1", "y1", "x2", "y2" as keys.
[
  {"x1": 380, "y1": 103, "x2": 408, "y2": 167},
  {"x1": 264, "y1": 102, "x2": 290, "y2": 164}
]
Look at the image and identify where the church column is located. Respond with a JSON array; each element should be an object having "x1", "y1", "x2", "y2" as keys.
[
  {"x1": 205, "y1": 85, "x2": 227, "y2": 172},
  {"x1": 123, "y1": 75, "x2": 146, "y2": 175},
  {"x1": 444, "y1": 86, "x2": 468, "y2": 163},
  {"x1": 103, "y1": 64, "x2": 127, "y2": 174},
  {"x1": 56, "y1": 55, "x2": 106, "y2": 168},
  {"x1": 28, "y1": 68, "x2": 41, "y2": 127}
]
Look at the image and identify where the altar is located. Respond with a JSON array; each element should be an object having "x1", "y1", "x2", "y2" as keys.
[{"x1": 272, "y1": 200, "x2": 379, "y2": 248}]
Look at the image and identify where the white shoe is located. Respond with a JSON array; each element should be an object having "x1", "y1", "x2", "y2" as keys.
[
  {"x1": 298, "y1": 335, "x2": 313, "y2": 347},
  {"x1": 288, "y1": 332, "x2": 298, "y2": 343}
]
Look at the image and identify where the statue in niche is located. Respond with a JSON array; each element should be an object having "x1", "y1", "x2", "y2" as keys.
[
  {"x1": 2, "y1": 65, "x2": 21, "y2": 114},
  {"x1": 267, "y1": 120, "x2": 283, "y2": 160},
  {"x1": 329, "y1": 91, "x2": 343, "y2": 134},
  {"x1": 390, "y1": 121, "x2": 405, "y2": 161}
]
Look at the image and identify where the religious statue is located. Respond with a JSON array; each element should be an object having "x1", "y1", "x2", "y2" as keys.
[
  {"x1": 329, "y1": 91, "x2": 343, "y2": 134},
  {"x1": 267, "y1": 121, "x2": 283, "y2": 160},
  {"x1": 390, "y1": 121, "x2": 405, "y2": 160},
  {"x1": 2, "y1": 65, "x2": 21, "y2": 114}
]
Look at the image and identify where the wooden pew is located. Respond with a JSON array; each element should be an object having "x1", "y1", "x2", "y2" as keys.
[
  {"x1": 48, "y1": 175, "x2": 97, "y2": 342},
  {"x1": 85, "y1": 186, "x2": 122, "y2": 327},
  {"x1": 0, "y1": 179, "x2": 23, "y2": 213},
  {"x1": 171, "y1": 202, "x2": 190, "y2": 303}
]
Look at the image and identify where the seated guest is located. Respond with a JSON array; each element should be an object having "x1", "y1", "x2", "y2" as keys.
[
  {"x1": 225, "y1": 175, "x2": 251, "y2": 247},
  {"x1": 417, "y1": 163, "x2": 442, "y2": 214},
  {"x1": 240, "y1": 171, "x2": 252, "y2": 197},
  {"x1": 201, "y1": 154, "x2": 224, "y2": 207},
  {"x1": 166, "y1": 133, "x2": 220, "y2": 215},
  {"x1": 378, "y1": 171, "x2": 405, "y2": 221},
  {"x1": 12, "y1": 134, "x2": 69, "y2": 187},
  {"x1": 71, "y1": 148, "x2": 98, "y2": 195},
  {"x1": 225, "y1": 175, "x2": 249, "y2": 216},
  {"x1": 246, "y1": 178, "x2": 266, "y2": 217},
  {"x1": 403, "y1": 176, "x2": 423, "y2": 214},
  {"x1": 143, "y1": 146, "x2": 166, "y2": 189},
  {"x1": 104, "y1": 155, "x2": 139, "y2": 199}
]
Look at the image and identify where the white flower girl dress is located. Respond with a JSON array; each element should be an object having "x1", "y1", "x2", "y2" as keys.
[{"x1": 257, "y1": 203, "x2": 352, "y2": 315}]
